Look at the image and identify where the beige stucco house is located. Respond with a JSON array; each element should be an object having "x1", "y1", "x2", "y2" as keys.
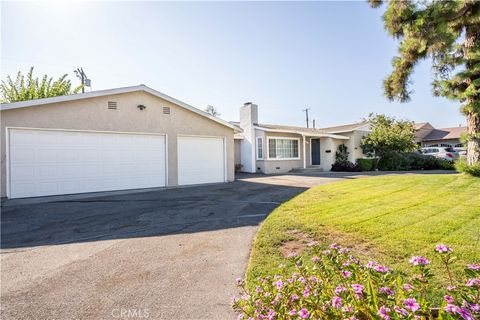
[
  {"x1": 414, "y1": 122, "x2": 466, "y2": 147},
  {"x1": 1, "y1": 85, "x2": 239, "y2": 199},
  {"x1": 232, "y1": 103, "x2": 370, "y2": 174}
]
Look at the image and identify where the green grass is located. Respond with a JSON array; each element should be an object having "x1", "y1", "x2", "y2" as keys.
[{"x1": 246, "y1": 174, "x2": 480, "y2": 292}]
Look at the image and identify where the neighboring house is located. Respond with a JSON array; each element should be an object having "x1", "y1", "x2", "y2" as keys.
[
  {"x1": 1, "y1": 85, "x2": 239, "y2": 199},
  {"x1": 232, "y1": 103, "x2": 370, "y2": 174},
  {"x1": 414, "y1": 122, "x2": 466, "y2": 147}
]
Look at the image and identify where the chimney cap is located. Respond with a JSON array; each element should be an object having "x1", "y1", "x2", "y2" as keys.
[{"x1": 244, "y1": 102, "x2": 253, "y2": 106}]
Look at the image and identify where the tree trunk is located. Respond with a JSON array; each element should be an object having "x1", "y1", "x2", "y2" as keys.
[{"x1": 466, "y1": 112, "x2": 480, "y2": 165}]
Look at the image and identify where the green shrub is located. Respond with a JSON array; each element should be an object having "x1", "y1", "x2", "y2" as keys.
[
  {"x1": 455, "y1": 158, "x2": 480, "y2": 177},
  {"x1": 377, "y1": 152, "x2": 454, "y2": 171},
  {"x1": 356, "y1": 158, "x2": 374, "y2": 171},
  {"x1": 377, "y1": 152, "x2": 410, "y2": 170}
]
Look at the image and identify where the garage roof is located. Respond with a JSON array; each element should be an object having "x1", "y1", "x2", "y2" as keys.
[{"x1": 0, "y1": 85, "x2": 241, "y2": 132}]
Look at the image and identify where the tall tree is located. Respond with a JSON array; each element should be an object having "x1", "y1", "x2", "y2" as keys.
[
  {"x1": 370, "y1": 0, "x2": 480, "y2": 165},
  {"x1": 361, "y1": 113, "x2": 417, "y2": 167},
  {"x1": 205, "y1": 105, "x2": 221, "y2": 117},
  {"x1": 1, "y1": 67, "x2": 82, "y2": 103}
]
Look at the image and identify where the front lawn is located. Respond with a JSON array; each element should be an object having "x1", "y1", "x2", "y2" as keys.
[{"x1": 246, "y1": 174, "x2": 480, "y2": 294}]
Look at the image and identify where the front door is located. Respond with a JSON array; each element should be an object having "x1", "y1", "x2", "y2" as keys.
[{"x1": 311, "y1": 138, "x2": 321, "y2": 165}]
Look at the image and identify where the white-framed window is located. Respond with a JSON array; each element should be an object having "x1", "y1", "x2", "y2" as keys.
[
  {"x1": 267, "y1": 137, "x2": 300, "y2": 160},
  {"x1": 256, "y1": 137, "x2": 264, "y2": 160}
]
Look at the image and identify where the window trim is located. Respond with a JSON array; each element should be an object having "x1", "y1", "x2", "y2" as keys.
[
  {"x1": 266, "y1": 136, "x2": 301, "y2": 160},
  {"x1": 256, "y1": 136, "x2": 264, "y2": 160}
]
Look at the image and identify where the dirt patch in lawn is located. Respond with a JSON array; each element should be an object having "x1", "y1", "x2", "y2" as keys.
[{"x1": 279, "y1": 229, "x2": 316, "y2": 257}]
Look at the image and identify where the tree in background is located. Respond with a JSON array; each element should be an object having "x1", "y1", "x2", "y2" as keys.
[
  {"x1": 370, "y1": 0, "x2": 480, "y2": 166},
  {"x1": 205, "y1": 105, "x2": 221, "y2": 117},
  {"x1": 361, "y1": 114, "x2": 416, "y2": 167},
  {"x1": 1, "y1": 67, "x2": 82, "y2": 103}
]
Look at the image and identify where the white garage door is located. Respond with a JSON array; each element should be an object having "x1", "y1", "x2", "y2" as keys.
[
  {"x1": 177, "y1": 136, "x2": 225, "y2": 185},
  {"x1": 7, "y1": 128, "x2": 167, "y2": 198}
]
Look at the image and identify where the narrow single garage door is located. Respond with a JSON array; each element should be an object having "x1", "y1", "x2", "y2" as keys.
[
  {"x1": 7, "y1": 128, "x2": 167, "y2": 198},
  {"x1": 177, "y1": 136, "x2": 225, "y2": 185}
]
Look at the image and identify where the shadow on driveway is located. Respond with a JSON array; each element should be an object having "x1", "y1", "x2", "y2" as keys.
[{"x1": 1, "y1": 178, "x2": 308, "y2": 249}]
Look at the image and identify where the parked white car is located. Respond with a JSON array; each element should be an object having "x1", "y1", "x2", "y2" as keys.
[
  {"x1": 454, "y1": 147, "x2": 467, "y2": 157},
  {"x1": 420, "y1": 147, "x2": 460, "y2": 162}
]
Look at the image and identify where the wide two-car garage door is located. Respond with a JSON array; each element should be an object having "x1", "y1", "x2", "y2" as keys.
[
  {"x1": 7, "y1": 128, "x2": 167, "y2": 198},
  {"x1": 177, "y1": 136, "x2": 225, "y2": 185}
]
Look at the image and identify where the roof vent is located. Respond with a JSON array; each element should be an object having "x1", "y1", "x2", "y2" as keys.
[
  {"x1": 163, "y1": 106, "x2": 171, "y2": 115},
  {"x1": 108, "y1": 101, "x2": 117, "y2": 110}
]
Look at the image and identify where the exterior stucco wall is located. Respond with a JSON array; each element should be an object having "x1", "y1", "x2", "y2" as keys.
[
  {"x1": 422, "y1": 139, "x2": 462, "y2": 147},
  {"x1": 342, "y1": 130, "x2": 368, "y2": 163},
  {"x1": 1, "y1": 91, "x2": 235, "y2": 197},
  {"x1": 259, "y1": 132, "x2": 304, "y2": 174},
  {"x1": 234, "y1": 139, "x2": 242, "y2": 169}
]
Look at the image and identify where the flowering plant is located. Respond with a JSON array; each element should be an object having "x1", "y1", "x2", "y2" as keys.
[{"x1": 232, "y1": 243, "x2": 479, "y2": 319}]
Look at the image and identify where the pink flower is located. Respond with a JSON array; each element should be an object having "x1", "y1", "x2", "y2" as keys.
[
  {"x1": 288, "y1": 310, "x2": 296, "y2": 316},
  {"x1": 403, "y1": 298, "x2": 420, "y2": 312},
  {"x1": 311, "y1": 256, "x2": 320, "y2": 263},
  {"x1": 351, "y1": 284, "x2": 364, "y2": 295},
  {"x1": 266, "y1": 310, "x2": 276, "y2": 320},
  {"x1": 409, "y1": 256, "x2": 430, "y2": 266},
  {"x1": 374, "y1": 265, "x2": 390, "y2": 273},
  {"x1": 394, "y1": 306, "x2": 409, "y2": 317},
  {"x1": 377, "y1": 305, "x2": 391, "y2": 320},
  {"x1": 447, "y1": 285, "x2": 457, "y2": 291},
  {"x1": 469, "y1": 304, "x2": 479, "y2": 312},
  {"x1": 444, "y1": 295, "x2": 454, "y2": 304},
  {"x1": 303, "y1": 286, "x2": 310, "y2": 297},
  {"x1": 342, "y1": 306, "x2": 353, "y2": 313},
  {"x1": 287, "y1": 252, "x2": 297, "y2": 258},
  {"x1": 298, "y1": 308, "x2": 310, "y2": 319},
  {"x1": 307, "y1": 241, "x2": 318, "y2": 247},
  {"x1": 435, "y1": 244, "x2": 452, "y2": 253},
  {"x1": 467, "y1": 263, "x2": 480, "y2": 271},
  {"x1": 341, "y1": 270, "x2": 352, "y2": 278},
  {"x1": 466, "y1": 278, "x2": 480, "y2": 287},
  {"x1": 330, "y1": 243, "x2": 340, "y2": 250},
  {"x1": 289, "y1": 294, "x2": 299, "y2": 302},
  {"x1": 274, "y1": 279, "x2": 284, "y2": 290},
  {"x1": 402, "y1": 283, "x2": 414, "y2": 291},
  {"x1": 236, "y1": 277, "x2": 243, "y2": 285},
  {"x1": 366, "y1": 261, "x2": 378, "y2": 269},
  {"x1": 298, "y1": 276, "x2": 306, "y2": 283},
  {"x1": 322, "y1": 249, "x2": 332, "y2": 255},
  {"x1": 378, "y1": 287, "x2": 394, "y2": 296},
  {"x1": 332, "y1": 296, "x2": 342, "y2": 309},
  {"x1": 334, "y1": 285, "x2": 347, "y2": 295},
  {"x1": 255, "y1": 286, "x2": 262, "y2": 293},
  {"x1": 444, "y1": 304, "x2": 459, "y2": 315},
  {"x1": 339, "y1": 247, "x2": 350, "y2": 254}
]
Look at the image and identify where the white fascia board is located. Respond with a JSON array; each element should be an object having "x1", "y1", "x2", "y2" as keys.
[
  {"x1": 327, "y1": 123, "x2": 371, "y2": 134},
  {"x1": 1, "y1": 84, "x2": 241, "y2": 132},
  {"x1": 254, "y1": 126, "x2": 349, "y2": 140}
]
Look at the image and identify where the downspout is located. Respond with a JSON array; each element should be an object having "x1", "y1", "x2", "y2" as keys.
[{"x1": 303, "y1": 135, "x2": 306, "y2": 169}]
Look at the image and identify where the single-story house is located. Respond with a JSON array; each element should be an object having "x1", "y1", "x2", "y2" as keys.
[
  {"x1": 414, "y1": 122, "x2": 466, "y2": 147},
  {"x1": 1, "y1": 85, "x2": 239, "y2": 199},
  {"x1": 232, "y1": 103, "x2": 370, "y2": 174}
]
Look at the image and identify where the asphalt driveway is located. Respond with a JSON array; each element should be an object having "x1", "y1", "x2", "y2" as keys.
[{"x1": 0, "y1": 171, "x2": 448, "y2": 319}]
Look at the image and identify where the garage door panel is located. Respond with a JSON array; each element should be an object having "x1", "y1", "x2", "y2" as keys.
[
  {"x1": 8, "y1": 129, "x2": 167, "y2": 198},
  {"x1": 178, "y1": 136, "x2": 225, "y2": 185}
]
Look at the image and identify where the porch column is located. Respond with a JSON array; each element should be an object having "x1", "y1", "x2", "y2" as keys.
[{"x1": 303, "y1": 135, "x2": 306, "y2": 168}]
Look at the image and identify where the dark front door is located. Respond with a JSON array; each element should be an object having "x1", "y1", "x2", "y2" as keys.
[{"x1": 311, "y1": 139, "x2": 321, "y2": 165}]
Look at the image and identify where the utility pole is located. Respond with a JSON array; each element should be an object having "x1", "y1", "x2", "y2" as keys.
[
  {"x1": 313, "y1": 119, "x2": 316, "y2": 129},
  {"x1": 74, "y1": 68, "x2": 91, "y2": 93},
  {"x1": 302, "y1": 108, "x2": 310, "y2": 128}
]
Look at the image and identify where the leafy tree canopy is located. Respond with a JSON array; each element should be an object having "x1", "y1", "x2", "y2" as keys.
[
  {"x1": 361, "y1": 113, "x2": 417, "y2": 158},
  {"x1": 1, "y1": 67, "x2": 82, "y2": 103},
  {"x1": 370, "y1": 0, "x2": 480, "y2": 165},
  {"x1": 205, "y1": 105, "x2": 221, "y2": 117}
]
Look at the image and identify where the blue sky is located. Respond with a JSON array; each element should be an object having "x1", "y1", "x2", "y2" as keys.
[{"x1": 1, "y1": 1, "x2": 465, "y2": 128}]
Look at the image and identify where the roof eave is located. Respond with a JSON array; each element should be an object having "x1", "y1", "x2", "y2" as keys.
[
  {"x1": 0, "y1": 84, "x2": 241, "y2": 132},
  {"x1": 254, "y1": 126, "x2": 349, "y2": 140}
]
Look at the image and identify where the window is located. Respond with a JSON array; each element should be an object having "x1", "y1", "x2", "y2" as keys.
[
  {"x1": 256, "y1": 137, "x2": 264, "y2": 160},
  {"x1": 268, "y1": 138, "x2": 300, "y2": 159}
]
